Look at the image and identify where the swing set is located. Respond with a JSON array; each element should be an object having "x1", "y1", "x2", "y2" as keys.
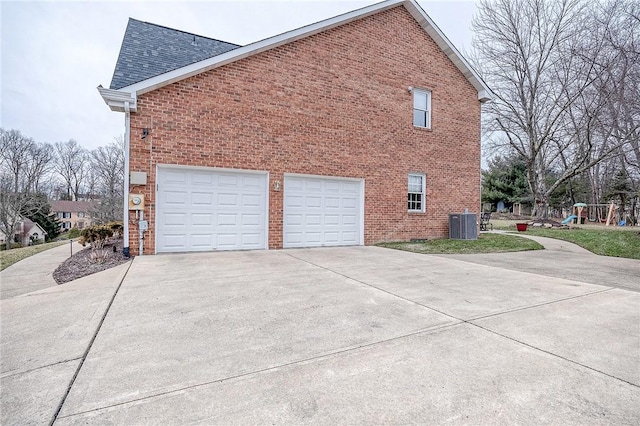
[{"x1": 564, "y1": 202, "x2": 619, "y2": 226}]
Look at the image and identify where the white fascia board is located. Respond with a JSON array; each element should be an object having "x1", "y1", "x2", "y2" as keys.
[
  {"x1": 97, "y1": 86, "x2": 137, "y2": 112},
  {"x1": 119, "y1": 0, "x2": 492, "y2": 102},
  {"x1": 403, "y1": 0, "x2": 492, "y2": 102}
]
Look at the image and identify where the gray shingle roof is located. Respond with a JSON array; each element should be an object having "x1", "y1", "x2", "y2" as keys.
[{"x1": 109, "y1": 18, "x2": 240, "y2": 90}]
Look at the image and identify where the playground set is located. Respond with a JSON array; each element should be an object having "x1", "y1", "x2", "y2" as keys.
[{"x1": 561, "y1": 202, "x2": 624, "y2": 226}]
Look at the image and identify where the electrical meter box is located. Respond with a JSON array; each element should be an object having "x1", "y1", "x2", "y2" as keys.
[{"x1": 128, "y1": 194, "x2": 145, "y2": 210}]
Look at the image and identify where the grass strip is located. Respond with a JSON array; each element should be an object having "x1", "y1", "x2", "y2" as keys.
[
  {"x1": 0, "y1": 241, "x2": 68, "y2": 271},
  {"x1": 379, "y1": 233, "x2": 543, "y2": 255},
  {"x1": 514, "y1": 228, "x2": 640, "y2": 259}
]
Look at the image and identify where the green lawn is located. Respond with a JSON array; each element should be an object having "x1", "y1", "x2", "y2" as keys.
[
  {"x1": 379, "y1": 233, "x2": 543, "y2": 254},
  {"x1": 514, "y1": 228, "x2": 640, "y2": 259},
  {"x1": 0, "y1": 241, "x2": 68, "y2": 271}
]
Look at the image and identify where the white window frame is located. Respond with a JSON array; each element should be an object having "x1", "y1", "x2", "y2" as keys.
[
  {"x1": 413, "y1": 89, "x2": 431, "y2": 129},
  {"x1": 408, "y1": 173, "x2": 426, "y2": 213}
]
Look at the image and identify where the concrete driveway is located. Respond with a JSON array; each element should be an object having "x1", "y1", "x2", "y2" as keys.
[{"x1": 2, "y1": 245, "x2": 639, "y2": 424}]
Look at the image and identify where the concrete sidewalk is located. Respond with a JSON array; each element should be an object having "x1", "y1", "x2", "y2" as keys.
[
  {"x1": 0, "y1": 263, "x2": 130, "y2": 425},
  {"x1": 442, "y1": 232, "x2": 640, "y2": 292},
  {"x1": 0, "y1": 241, "x2": 76, "y2": 300}
]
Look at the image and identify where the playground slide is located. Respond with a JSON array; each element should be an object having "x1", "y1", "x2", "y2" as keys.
[{"x1": 562, "y1": 215, "x2": 577, "y2": 225}]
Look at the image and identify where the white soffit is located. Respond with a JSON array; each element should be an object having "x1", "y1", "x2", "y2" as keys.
[{"x1": 114, "y1": 0, "x2": 491, "y2": 102}]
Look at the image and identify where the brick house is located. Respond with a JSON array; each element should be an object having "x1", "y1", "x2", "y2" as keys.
[
  {"x1": 99, "y1": 0, "x2": 490, "y2": 255},
  {"x1": 50, "y1": 201, "x2": 95, "y2": 231}
]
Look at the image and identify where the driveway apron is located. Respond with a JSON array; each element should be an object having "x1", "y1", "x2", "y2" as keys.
[{"x1": 52, "y1": 247, "x2": 639, "y2": 424}]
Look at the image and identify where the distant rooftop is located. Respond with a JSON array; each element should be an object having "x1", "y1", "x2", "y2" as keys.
[
  {"x1": 50, "y1": 200, "x2": 97, "y2": 213},
  {"x1": 110, "y1": 18, "x2": 240, "y2": 90}
]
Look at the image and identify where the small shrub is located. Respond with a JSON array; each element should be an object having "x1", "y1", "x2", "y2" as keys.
[
  {"x1": 0, "y1": 242, "x2": 24, "y2": 251},
  {"x1": 89, "y1": 248, "x2": 110, "y2": 263},
  {"x1": 105, "y1": 221, "x2": 124, "y2": 239},
  {"x1": 68, "y1": 228, "x2": 81, "y2": 239},
  {"x1": 79, "y1": 225, "x2": 114, "y2": 250}
]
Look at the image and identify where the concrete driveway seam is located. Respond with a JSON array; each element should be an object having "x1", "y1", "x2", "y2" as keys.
[
  {"x1": 285, "y1": 252, "x2": 464, "y2": 322},
  {"x1": 286, "y1": 251, "x2": 637, "y2": 388},
  {"x1": 0, "y1": 357, "x2": 83, "y2": 380},
  {"x1": 286, "y1": 251, "x2": 616, "y2": 326},
  {"x1": 469, "y1": 321, "x2": 640, "y2": 388},
  {"x1": 50, "y1": 259, "x2": 134, "y2": 425},
  {"x1": 56, "y1": 320, "x2": 468, "y2": 421},
  {"x1": 465, "y1": 287, "x2": 615, "y2": 322}
]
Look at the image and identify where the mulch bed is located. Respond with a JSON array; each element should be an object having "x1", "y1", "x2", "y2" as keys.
[{"x1": 53, "y1": 238, "x2": 131, "y2": 284}]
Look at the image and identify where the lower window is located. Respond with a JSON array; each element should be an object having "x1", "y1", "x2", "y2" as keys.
[{"x1": 408, "y1": 173, "x2": 426, "y2": 212}]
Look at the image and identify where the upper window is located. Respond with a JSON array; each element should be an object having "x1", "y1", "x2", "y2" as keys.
[
  {"x1": 413, "y1": 89, "x2": 431, "y2": 129},
  {"x1": 408, "y1": 173, "x2": 426, "y2": 212},
  {"x1": 78, "y1": 212, "x2": 85, "y2": 218}
]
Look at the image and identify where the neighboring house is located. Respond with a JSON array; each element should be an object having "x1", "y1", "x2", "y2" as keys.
[
  {"x1": 50, "y1": 201, "x2": 96, "y2": 231},
  {"x1": 0, "y1": 218, "x2": 47, "y2": 246},
  {"x1": 99, "y1": 0, "x2": 491, "y2": 255}
]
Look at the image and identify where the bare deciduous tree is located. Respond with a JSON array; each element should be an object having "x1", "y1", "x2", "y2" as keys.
[
  {"x1": 90, "y1": 137, "x2": 125, "y2": 222},
  {"x1": 0, "y1": 129, "x2": 53, "y2": 249},
  {"x1": 54, "y1": 139, "x2": 87, "y2": 201},
  {"x1": 473, "y1": 0, "x2": 638, "y2": 217}
]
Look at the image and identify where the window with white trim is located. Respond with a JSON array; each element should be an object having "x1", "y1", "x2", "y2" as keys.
[
  {"x1": 413, "y1": 89, "x2": 431, "y2": 128},
  {"x1": 408, "y1": 173, "x2": 426, "y2": 212}
]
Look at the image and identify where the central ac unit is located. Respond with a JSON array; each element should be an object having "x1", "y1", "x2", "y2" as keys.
[{"x1": 449, "y1": 213, "x2": 478, "y2": 240}]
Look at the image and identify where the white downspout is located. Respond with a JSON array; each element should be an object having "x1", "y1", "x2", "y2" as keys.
[{"x1": 123, "y1": 101, "x2": 131, "y2": 257}]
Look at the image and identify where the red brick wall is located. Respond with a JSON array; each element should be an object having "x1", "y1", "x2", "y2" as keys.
[{"x1": 127, "y1": 6, "x2": 481, "y2": 254}]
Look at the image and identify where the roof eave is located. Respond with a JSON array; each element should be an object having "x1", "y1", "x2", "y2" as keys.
[
  {"x1": 97, "y1": 85, "x2": 137, "y2": 112},
  {"x1": 117, "y1": 0, "x2": 407, "y2": 96},
  {"x1": 110, "y1": 0, "x2": 492, "y2": 103}
]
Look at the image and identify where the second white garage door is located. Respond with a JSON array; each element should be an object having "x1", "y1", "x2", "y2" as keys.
[
  {"x1": 156, "y1": 166, "x2": 268, "y2": 253},
  {"x1": 283, "y1": 175, "x2": 363, "y2": 248}
]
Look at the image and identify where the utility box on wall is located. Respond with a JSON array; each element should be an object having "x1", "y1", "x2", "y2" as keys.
[{"x1": 449, "y1": 213, "x2": 478, "y2": 240}]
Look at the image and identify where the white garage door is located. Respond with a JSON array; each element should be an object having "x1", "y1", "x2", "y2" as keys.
[
  {"x1": 156, "y1": 167, "x2": 267, "y2": 253},
  {"x1": 283, "y1": 175, "x2": 363, "y2": 248}
]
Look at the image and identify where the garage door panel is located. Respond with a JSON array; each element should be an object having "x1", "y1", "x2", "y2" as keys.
[
  {"x1": 325, "y1": 215, "x2": 340, "y2": 226},
  {"x1": 191, "y1": 213, "x2": 212, "y2": 226},
  {"x1": 285, "y1": 214, "x2": 303, "y2": 226},
  {"x1": 241, "y1": 233, "x2": 262, "y2": 246},
  {"x1": 342, "y1": 231, "x2": 357, "y2": 244},
  {"x1": 343, "y1": 215, "x2": 357, "y2": 225},
  {"x1": 157, "y1": 167, "x2": 267, "y2": 253},
  {"x1": 306, "y1": 197, "x2": 322, "y2": 208},
  {"x1": 241, "y1": 214, "x2": 261, "y2": 226},
  {"x1": 286, "y1": 195, "x2": 304, "y2": 208},
  {"x1": 162, "y1": 234, "x2": 187, "y2": 250},
  {"x1": 217, "y1": 193, "x2": 238, "y2": 206},
  {"x1": 191, "y1": 192, "x2": 214, "y2": 206},
  {"x1": 217, "y1": 213, "x2": 237, "y2": 226},
  {"x1": 163, "y1": 213, "x2": 187, "y2": 226},
  {"x1": 189, "y1": 234, "x2": 214, "y2": 248},
  {"x1": 164, "y1": 191, "x2": 188, "y2": 206},
  {"x1": 161, "y1": 170, "x2": 188, "y2": 185},
  {"x1": 343, "y1": 197, "x2": 357, "y2": 209},
  {"x1": 191, "y1": 173, "x2": 214, "y2": 186},
  {"x1": 242, "y1": 194, "x2": 262, "y2": 207},
  {"x1": 284, "y1": 176, "x2": 362, "y2": 248},
  {"x1": 218, "y1": 174, "x2": 238, "y2": 186}
]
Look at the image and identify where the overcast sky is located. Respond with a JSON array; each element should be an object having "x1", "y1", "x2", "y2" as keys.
[{"x1": 1, "y1": 0, "x2": 477, "y2": 150}]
